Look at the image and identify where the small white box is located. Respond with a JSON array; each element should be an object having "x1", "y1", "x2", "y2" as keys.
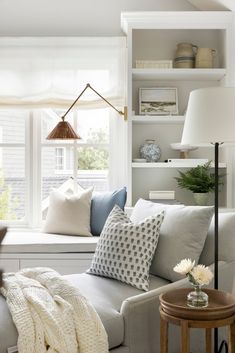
[
  {"x1": 149, "y1": 191, "x2": 175, "y2": 200},
  {"x1": 168, "y1": 159, "x2": 208, "y2": 165}
]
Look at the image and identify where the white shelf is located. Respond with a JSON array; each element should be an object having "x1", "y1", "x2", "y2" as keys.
[
  {"x1": 132, "y1": 162, "x2": 227, "y2": 168},
  {"x1": 132, "y1": 115, "x2": 185, "y2": 124},
  {"x1": 132, "y1": 68, "x2": 226, "y2": 81}
]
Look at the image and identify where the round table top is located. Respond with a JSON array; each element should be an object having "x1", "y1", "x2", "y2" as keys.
[{"x1": 159, "y1": 288, "x2": 235, "y2": 320}]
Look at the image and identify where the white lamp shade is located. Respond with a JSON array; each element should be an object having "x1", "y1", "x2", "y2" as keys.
[{"x1": 181, "y1": 87, "x2": 235, "y2": 145}]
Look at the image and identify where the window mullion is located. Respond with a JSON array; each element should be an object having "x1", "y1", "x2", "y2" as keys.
[
  {"x1": 73, "y1": 111, "x2": 78, "y2": 192},
  {"x1": 25, "y1": 112, "x2": 31, "y2": 226},
  {"x1": 31, "y1": 110, "x2": 42, "y2": 228}
]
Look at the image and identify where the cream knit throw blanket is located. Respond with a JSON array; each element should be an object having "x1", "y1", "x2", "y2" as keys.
[{"x1": 1, "y1": 267, "x2": 109, "y2": 353}]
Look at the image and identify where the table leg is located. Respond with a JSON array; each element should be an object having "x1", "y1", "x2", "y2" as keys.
[
  {"x1": 181, "y1": 320, "x2": 190, "y2": 353},
  {"x1": 229, "y1": 320, "x2": 235, "y2": 353},
  {"x1": 206, "y1": 328, "x2": 212, "y2": 353},
  {"x1": 160, "y1": 315, "x2": 169, "y2": 353}
]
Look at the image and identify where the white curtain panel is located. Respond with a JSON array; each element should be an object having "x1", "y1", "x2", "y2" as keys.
[{"x1": 0, "y1": 37, "x2": 126, "y2": 109}]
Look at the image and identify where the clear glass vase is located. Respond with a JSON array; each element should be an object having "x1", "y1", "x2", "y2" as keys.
[{"x1": 187, "y1": 284, "x2": 208, "y2": 308}]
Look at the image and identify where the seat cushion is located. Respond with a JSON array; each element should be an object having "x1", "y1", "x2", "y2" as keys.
[
  {"x1": 0, "y1": 294, "x2": 18, "y2": 353},
  {"x1": 0, "y1": 272, "x2": 169, "y2": 352},
  {"x1": 65, "y1": 272, "x2": 169, "y2": 349}
]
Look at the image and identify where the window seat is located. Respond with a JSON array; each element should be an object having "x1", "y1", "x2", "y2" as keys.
[
  {"x1": 1, "y1": 230, "x2": 99, "y2": 253},
  {"x1": 0, "y1": 231, "x2": 99, "y2": 274}
]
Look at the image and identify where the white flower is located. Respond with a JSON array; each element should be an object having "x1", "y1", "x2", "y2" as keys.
[
  {"x1": 173, "y1": 258, "x2": 195, "y2": 275},
  {"x1": 191, "y1": 265, "x2": 214, "y2": 285}
]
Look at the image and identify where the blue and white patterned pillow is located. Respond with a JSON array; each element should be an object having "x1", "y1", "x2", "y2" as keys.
[{"x1": 87, "y1": 205, "x2": 164, "y2": 291}]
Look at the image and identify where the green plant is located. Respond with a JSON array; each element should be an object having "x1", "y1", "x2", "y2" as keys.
[
  {"x1": 0, "y1": 170, "x2": 18, "y2": 219},
  {"x1": 174, "y1": 162, "x2": 224, "y2": 193},
  {"x1": 78, "y1": 128, "x2": 109, "y2": 170}
]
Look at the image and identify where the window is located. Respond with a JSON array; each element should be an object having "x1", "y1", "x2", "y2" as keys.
[
  {"x1": 0, "y1": 37, "x2": 126, "y2": 227},
  {"x1": 55, "y1": 148, "x2": 65, "y2": 171},
  {"x1": 0, "y1": 111, "x2": 27, "y2": 223},
  {"x1": 41, "y1": 108, "x2": 110, "y2": 220}
]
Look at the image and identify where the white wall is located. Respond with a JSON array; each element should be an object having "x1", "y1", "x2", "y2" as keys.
[{"x1": 0, "y1": 0, "x2": 196, "y2": 36}]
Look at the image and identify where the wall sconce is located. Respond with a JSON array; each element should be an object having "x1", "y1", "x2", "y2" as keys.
[{"x1": 46, "y1": 83, "x2": 127, "y2": 140}]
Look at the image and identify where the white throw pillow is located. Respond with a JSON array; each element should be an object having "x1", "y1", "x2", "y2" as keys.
[
  {"x1": 131, "y1": 199, "x2": 214, "y2": 282},
  {"x1": 87, "y1": 205, "x2": 165, "y2": 291},
  {"x1": 43, "y1": 188, "x2": 93, "y2": 236}
]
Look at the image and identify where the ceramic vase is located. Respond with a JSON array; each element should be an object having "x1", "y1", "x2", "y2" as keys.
[
  {"x1": 139, "y1": 139, "x2": 161, "y2": 162},
  {"x1": 174, "y1": 42, "x2": 198, "y2": 68},
  {"x1": 193, "y1": 192, "x2": 209, "y2": 206},
  {"x1": 195, "y1": 48, "x2": 216, "y2": 68}
]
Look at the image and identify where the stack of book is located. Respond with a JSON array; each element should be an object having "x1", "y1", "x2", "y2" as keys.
[{"x1": 148, "y1": 191, "x2": 182, "y2": 205}]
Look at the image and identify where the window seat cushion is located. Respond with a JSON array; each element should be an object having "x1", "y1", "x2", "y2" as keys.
[{"x1": 1, "y1": 231, "x2": 99, "y2": 254}]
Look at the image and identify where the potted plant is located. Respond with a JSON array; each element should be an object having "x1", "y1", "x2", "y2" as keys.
[{"x1": 174, "y1": 162, "x2": 224, "y2": 205}]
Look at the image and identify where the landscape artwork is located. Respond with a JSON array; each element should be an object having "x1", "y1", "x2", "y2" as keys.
[{"x1": 139, "y1": 87, "x2": 178, "y2": 115}]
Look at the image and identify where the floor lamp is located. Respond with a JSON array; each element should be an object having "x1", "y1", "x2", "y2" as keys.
[{"x1": 181, "y1": 86, "x2": 235, "y2": 353}]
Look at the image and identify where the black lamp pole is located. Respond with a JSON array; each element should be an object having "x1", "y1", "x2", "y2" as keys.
[
  {"x1": 214, "y1": 142, "x2": 228, "y2": 353},
  {"x1": 214, "y1": 142, "x2": 219, "y2": 353}
]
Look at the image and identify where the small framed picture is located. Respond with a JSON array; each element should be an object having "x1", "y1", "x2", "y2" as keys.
[{"x1": 139, "y1": 87, "x2": 178, "y2": 115}]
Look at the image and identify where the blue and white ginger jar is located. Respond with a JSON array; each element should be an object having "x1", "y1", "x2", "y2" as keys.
[{"x1": 139, "y1": 139, "x2": 161, "y2": 162}]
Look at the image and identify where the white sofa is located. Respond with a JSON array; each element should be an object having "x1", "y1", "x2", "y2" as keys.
[{"x1": 0, "y1": 212, "x2": 235, "y2": 353}]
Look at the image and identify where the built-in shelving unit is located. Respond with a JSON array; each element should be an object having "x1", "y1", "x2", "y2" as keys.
[{"x1": 121, "y1": 11, "x2": 233, "y2": 207}]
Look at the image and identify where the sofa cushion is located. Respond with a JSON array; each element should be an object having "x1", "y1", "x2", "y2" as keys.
[
  {"x1": 0, "y1": 294, "x2": 18, "y2": 353},
  {"x1": 199, "y1": 212, "x2": 235, "y2": 266},
  {"x1": 65, "y1": 272, "x2": 170, "y2": 350},
  {"x1": 43, "y1": 188, "x2": 93, "y2": 236},
  {"x1": 87, "y1": 205, "x2": 164, "y2": 291},
  {"x1": 131, "y1": 199, "x2": 213, "y2": 282},
  {"x1": 91, "y1": 187, "x2": 127, "y2": 236}
]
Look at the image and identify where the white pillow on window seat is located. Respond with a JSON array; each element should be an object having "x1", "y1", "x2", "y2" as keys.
[{"x1": 43, "y1": 188, "x2": 93, "y2": 236}]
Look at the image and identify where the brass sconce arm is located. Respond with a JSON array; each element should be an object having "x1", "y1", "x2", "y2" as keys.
[{"x1": 62, "y1": 83, "x2": 127, "y2": 121}]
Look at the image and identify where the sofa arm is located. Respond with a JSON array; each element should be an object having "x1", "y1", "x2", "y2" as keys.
[
  {"x1": 120, "y1": 261, "x2": 235, "y2": 353},
  {"x1": 120, "y1": 278, "x2": 188, "y2": 353}
]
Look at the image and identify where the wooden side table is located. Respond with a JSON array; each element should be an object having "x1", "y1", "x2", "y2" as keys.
[{"x1": 159, "y1": 288, "x2": 235, "y2": 353}]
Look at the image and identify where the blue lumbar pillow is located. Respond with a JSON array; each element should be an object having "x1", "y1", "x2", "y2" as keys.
[{"x1": 90, "y1": 187, "x2": 127, "y2": 236}]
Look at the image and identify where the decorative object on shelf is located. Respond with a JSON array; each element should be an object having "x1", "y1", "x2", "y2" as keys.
[
  {"x1": 168, "y1": 158, "x2": 208, "y2": 165},
  {"x1": 148, "y1": 190, "x2": 182, "y2": 205},
  {"x1": 181, "y1": 86, "x2": 235, "y2": 353},
  {"x1": 135, "y1": 60, "x2": 173, "y2": 69},
  {"x1": 149, "y1": 190, "x2": 175, "y2": 200},
  {"x1": 195, "y1": 48, "x2": 216, "y2": 68},
  {"x1": 139, "y1": 139, "x2": 161, "y2": 162},
  {"x1": 139, "y1": 87, "x2": 178, "y2": 115},
  {"x1": 174, "y1": 43, "x2": 198, "y2": 68},
  {"x1": 132, "y1": 158, "x2": 147, "y2": 163},
  {"x1": 46, "y1": 83, "x2": 128, "y2": 140},
  {"x1": 174, "y1": 161, "x2": 225, "y2": 206},
  {"x1": 174, "y1": 258, "x2": 213, "y2": 308},
  {"x1": 170, "y1": 143, "x2": 198, "y2": 158}
]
